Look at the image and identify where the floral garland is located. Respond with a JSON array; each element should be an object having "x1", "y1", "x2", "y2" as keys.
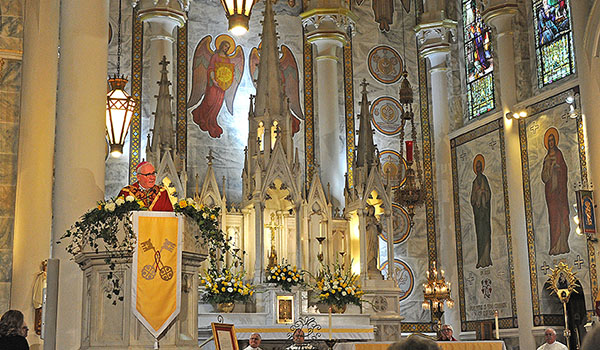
[
  {"x1": 266, "y1": 260, "x2": 305, "y2": 292},
  {"x1": 314, "y1": 261, "x2": 364, "y2": 308},
  {"x1": 59, "y1": 195, "x2": 223, "y2": 303}
]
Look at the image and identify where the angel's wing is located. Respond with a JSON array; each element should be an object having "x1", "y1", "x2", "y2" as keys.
[
  {"x1": 249, "y1": 46, "x2": 260, "y2": 88},
  {"x1": 280, "y1": 45, "x2": 304, "y2": 122},
  {"x1": 224, "y1": 44, "x2": 245, "y2": 115},
  {"x1": 188, "y1": 35, "x2": 214, "y2": 108}
]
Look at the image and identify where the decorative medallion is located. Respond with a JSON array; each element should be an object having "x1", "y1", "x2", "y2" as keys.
[
  {"x1": 380, "y1": 203, "x2": 411, "y2": 244},
  {"x1": 371, "y1": 96, "x2": 404, "y2": 135},
  {"x1": 367, "y1": 45, "x2": 403, "y2": 84},
  {"x1": 379, "y1": 150, "x2": 407, "y2": 188},
  {"x1": 379, "y1": 259, "x2": 414, "y2": 301}
]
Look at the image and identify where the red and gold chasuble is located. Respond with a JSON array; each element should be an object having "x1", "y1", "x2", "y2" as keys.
[
  {"x1": 119, "y1": 182, "x2": 173, "y2": 211},
  {"x1": 131, "y1": 212, "x2": 182, "y2": 339}
]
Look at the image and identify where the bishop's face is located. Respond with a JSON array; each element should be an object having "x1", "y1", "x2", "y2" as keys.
[{"x1": 137, "y1": 163, "x2": 157, "y2": 189}]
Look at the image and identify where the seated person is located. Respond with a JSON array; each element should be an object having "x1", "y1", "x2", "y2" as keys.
[
  {"x1": 119, "y1": 161, "x2": 173, "y2": 211},
  {"x1": 286, "y1": 329, "x2": 314, "y2": 350},
  {"x1": 437, "y1": 324, "x2": 457, "y2": 341}
]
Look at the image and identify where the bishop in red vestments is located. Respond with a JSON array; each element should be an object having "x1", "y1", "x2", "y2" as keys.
[{"x1": 119, "y1": 161, "x2": 173, "y2": 211}]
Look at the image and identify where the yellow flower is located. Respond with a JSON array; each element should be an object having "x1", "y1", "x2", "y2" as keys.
[
  {"x1": 179, "y1": 199, "x2": 188, "y2": 208},
  {"x1": 199, "y1": 203, "x2": 205, "y2": 210},
  {"x1": 97, "y1": 204, "x2": 102, "y2": 210},
  {"x1": 211, "y1": 214, "x2": 216, "y2": 220},
  {"x1": 221, "y1": 287, "x2": 226, "y2": 292}
]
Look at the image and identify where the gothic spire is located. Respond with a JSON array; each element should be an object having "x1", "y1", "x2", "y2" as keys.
[
  {"x1": 150, "y1": 56, "x2": 175, "y2": 154},
  {"x1": 355, "y1": 79, "x2": 376, "y2": 168},
  {"x1": 253, "y1": 0, "x2": 285, "y2": 117}
]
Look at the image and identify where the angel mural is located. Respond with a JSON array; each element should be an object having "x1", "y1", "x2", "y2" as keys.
[
  {"x1": 188, "y1": 35, "x2": 244, "y2": 138},
  {"x1": 249, "y1": 44, "x2": 303, "y2": 134}
]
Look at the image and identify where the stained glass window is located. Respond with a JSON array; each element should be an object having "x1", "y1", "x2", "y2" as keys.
[
  {"x1": 463, "y1": 0, "x2": 495, "y2": 119},
  {"x1": 533, "y1": 0, "x2": 575, "y2": 87}
]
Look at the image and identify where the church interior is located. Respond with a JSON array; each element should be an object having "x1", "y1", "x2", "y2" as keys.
[{"x1": 2, "y1": 0, "x2": 600, "y2": 349}]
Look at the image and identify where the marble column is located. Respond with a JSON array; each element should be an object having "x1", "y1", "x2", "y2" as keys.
[
  {"x1": 11, "y1": 0, "x2": 60, "y2": 347},
  {"x1": 416, "y1": 16, "x2": 458, "y2": 327},
  {"x1": 51, "y1": 0, "x2": 109, "y2": 348},
  {"x1": 483, "y1": 4, "x2": 536, "y2": 350},
  {"x1": 313, "y1": 38, "x2": 344, "y2": 208},
  {"x1": 301, "y1": 6, "x2": 356, "y2": 209},
  {"x1": 134, "y1": 0, "x2": 187, "y2": 152},
  {"x1": 253, "y1": 201, "x2": 265, "y2": 284}
]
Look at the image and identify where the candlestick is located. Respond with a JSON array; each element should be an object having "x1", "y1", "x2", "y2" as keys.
[
  {"x1": 405, "y1": 140, "x2": 414, "y2": 162},
  {"x1": 329, "y1": 307, "x2": 332, "y2": 340},
  {"x1": 494, "y1": 310, "x2": 499, "y2": 339}
]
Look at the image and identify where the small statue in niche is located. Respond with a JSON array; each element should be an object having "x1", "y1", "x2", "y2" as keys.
[{"x1": 365, "y1": 205, "x2": 383, "y2": 279}]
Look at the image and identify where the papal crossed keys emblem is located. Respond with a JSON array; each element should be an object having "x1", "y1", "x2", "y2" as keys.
[{"x1": 140, "y1": 238, "x2": 175, "y2": 281}]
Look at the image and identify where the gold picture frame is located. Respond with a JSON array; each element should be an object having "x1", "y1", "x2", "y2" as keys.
[
  {"x1": 277, "y1": 295, "x2": 294, "y2": 324},
  {"x1": 211, "y1": 322, "x2": 239, "y2": 350}
]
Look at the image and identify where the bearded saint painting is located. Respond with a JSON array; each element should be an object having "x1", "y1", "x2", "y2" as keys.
[
  {"x1": 541, "y1": 127, "x2": 570, "y2": 255},
  {"x1": 471, "y1": 154, "x2": 492, "y2": 268},
  {"x1": 188, "y1": 35, "x2": 244, "y2": 138}
]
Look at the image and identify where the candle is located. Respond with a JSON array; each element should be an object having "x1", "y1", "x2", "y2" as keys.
[
  {"x1": 329, "y1": 306, "x2": 332, "y2": 340},
  {"x1": 405, "y1": 141, "x2": 414, "y2": 162},
  {"x1": 494, "y1": 310, "x2": 499, "y2": 339}
]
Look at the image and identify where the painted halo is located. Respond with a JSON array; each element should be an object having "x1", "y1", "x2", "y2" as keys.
[
  {"x1": 215, "y1": 34, "x2": 236, "y2": 54},
  {"x1": 543, "y1": 127, "x2": 560, "y2": 150}
]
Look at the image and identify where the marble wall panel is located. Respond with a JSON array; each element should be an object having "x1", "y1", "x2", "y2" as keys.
[
  {"x1": 0, "y1": 91, "x2": 20, "y2": 122},
  {"x1": 451, "y1": 120, "x2": 517, "y2": 331},
  {"x1": 0, "y1": 249, "x2": 12, "y2": 282},
  {"x1": 0, "y1": 282, "x2": 9, "y2": 314},
  {"x1": 0, "y1": 217, "x2": 13, "y2": 250},
  {"x1": 0, "y1": 0, "x2": 22, "y2": 312},
  {"x1": 0, "y1": 185, "x2": 16, "y2": 217},
  {"x1": 519, "y1": 89, "x2": 594, "y2": 325},
  {"x1": 0, "y1": 0, "x2": 23, "y2": 51},
  {"x1": 349, "y1": 0, "x2": 429, "y2": 324},
  {"x1": 0, "y1": 153, "x2": 16, "y2": 183}
]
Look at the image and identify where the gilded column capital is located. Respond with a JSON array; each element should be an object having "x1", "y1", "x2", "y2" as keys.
[
  {"x1": 415, "y1": 15, "x2": 456, "y2": 61},
  {"x1": 132, "y1": 0, "x2": 189, "y2": 27},
  {"x1": 301, "y1": 7, "x2": 357, "y2": 45}
]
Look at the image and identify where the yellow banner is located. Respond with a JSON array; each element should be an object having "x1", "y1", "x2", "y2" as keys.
[{"x1": 132, "y1": 212, "x2": 182, "y2": 338}]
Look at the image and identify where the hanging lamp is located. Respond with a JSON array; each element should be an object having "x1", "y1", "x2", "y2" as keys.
[{"x1": 106, "y1": 0, "x2": 136, "y2": 158}]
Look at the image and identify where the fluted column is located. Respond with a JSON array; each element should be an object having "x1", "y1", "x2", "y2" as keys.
[
  {"x1": 483, "y1": 4, "x2": 536, "y2": 350},
  {"x1": 11, "y1": 1, "x2": 60, "y2": 348},
  {"x1": 416, "y1": 15, "x2": 458, "y2": 328},
  {"x1": 51, "y1": 1, "x2": 109, "y2": 348},
  {"x1": 301, "y1": 5, "x2": 356, "y2": 209}
]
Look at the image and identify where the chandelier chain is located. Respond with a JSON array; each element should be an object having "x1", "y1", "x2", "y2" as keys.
[{"x1": 116, "y1": 0, "x2": 123, "y2": 76}]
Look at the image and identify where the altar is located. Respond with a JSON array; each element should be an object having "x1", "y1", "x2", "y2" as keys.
[{"x1": 333, "y1": 340, "x2": 507, "y2": 350}]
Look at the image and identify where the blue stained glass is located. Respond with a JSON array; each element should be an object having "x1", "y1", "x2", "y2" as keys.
[
  {"x1": 532, "y1": 0, "x2": 575, "y2": 87},
  {"x1": 462, "y1": 0, "x2": 495, "y2": 119}
]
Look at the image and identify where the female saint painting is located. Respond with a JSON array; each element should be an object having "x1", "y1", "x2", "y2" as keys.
[
  {"x1": 471, "y1": 154, "x2": 492, "y2": 268},
  {"x1": 542, "y1": 127, "x2": 570, "y2": 255}
]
